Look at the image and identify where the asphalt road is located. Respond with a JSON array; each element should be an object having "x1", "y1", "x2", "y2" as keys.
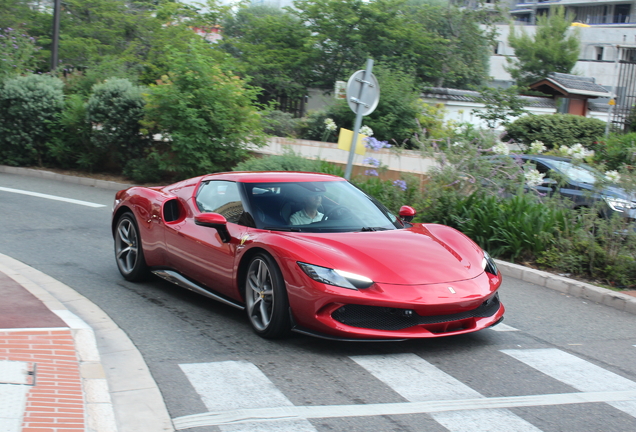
[{"x1": 1, "y1": 172, "x2": 636, "y2": 432}]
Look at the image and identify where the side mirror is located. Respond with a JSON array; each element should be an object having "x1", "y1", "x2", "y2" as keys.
[
  {"x1": 194, "y1": 213, "x2": 231, "y2": 243},
  {"x1": 399, "y1": 205, "x2": 416, "y2": 223}
]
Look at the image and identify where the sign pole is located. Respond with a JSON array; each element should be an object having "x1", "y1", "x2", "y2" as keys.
[{"x1": 344, "y1": 59, "x2": 374, "y2": 180}]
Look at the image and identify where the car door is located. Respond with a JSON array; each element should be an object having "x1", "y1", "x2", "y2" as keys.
[{"x1": 164, "y1": 180, "x2": 248, "y2": 298}]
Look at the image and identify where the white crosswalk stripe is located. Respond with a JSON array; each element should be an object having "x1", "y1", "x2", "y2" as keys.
[
  {"x1": 501, "y1": 348, "x2": 636, "y2": 419},
  {"x1": 489, "y1": 323, "x2": 519, "y2": 332},
  {"x1": 174, "y1": 348, "x2": 636, "y2": 431},
  {"x1": 178, "y1": 361, "x2": 317, "y2": 432},
  {"x1": 350, "y1": 353, "x2": 542, "y2": 432}
]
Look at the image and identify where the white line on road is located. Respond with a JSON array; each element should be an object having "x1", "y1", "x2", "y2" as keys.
[
  {"x1": 0, "y1": 186, "x2": 106, "y2": 208},
  {"x1": 179, "y1": 361, "x2": 317, "y2": 432},
  {"x1": 350, "y1": 353, "x2": 542, "y2": 432},
  {"x1": 502, "y1": 348, "x2": 636, "y2": 419},
  {"x1": 172, "y1": 390, "x2": 636, "y2": 429},
  {"x1": 489, "y1": 323, "x2": 519, "y2": 332}
]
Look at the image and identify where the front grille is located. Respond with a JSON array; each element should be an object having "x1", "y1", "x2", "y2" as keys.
[{"x1": 332, "y1": 294, "x2": 500, "y2": 331}]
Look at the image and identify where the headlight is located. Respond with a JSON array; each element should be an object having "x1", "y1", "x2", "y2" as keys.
[
  {"x1": 297, "y1": 262, "x2": 373, "y2": 290},
  {"x1": 482, "y1": 251, "x2": 498, "y2": 276},
  {"x1": 604, "y1": 197, "x2": 636, "y2": 212}
]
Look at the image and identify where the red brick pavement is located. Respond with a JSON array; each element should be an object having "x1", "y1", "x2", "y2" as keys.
[{"x1": 0, "y1": 273, "x2": 85, "y2": 431}]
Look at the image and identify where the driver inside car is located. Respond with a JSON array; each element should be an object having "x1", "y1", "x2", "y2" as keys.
[{"x1": 290, "y1": 193, "x2": 324, "y2": 225}]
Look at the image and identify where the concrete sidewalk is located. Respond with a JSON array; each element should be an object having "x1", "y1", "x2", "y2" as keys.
[{"x1": 0, "y1": 252, "x2": 173, "y2": 432}]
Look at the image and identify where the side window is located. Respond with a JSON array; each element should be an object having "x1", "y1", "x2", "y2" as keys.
[{"x1": 196, "y1": 181, "x2": 244, "y2": 223}]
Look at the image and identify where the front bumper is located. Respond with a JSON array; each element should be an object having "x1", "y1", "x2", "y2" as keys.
[{"x1": 286, "y1": 269, "x2": 504, "y2": 340}]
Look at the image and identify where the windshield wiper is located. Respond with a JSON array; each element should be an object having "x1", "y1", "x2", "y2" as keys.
[
  {"x1": 264, "y1": 227, "x2": 301, "y2": 232},
  {"x1": 359, "y1": 227, "x2": 388, "y2": 232}
]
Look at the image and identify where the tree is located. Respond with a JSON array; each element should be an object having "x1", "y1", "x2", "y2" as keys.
[
  {"x1": 142, "y1": 42, "x2": 265, "y2": 178},
  {"x1": 506, "y1": 6, "x2": 580, "y2": 89},
  {"x1": 473, "y1": 86, "x2": 528, "y2": 129},
  {"x1": 221, "y1": 5, "x2": 318, "y2": 103}
]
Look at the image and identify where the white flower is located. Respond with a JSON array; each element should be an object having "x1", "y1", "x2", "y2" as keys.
[
  {"x1": 568, "y1": 143, "x2": 594, "y2": 160},
  {"x1": 605, "y1": 170, "x2": 621, "y2": 183},
  {"x1": 491, "y1": 142, "x2": 509, "y2": 155},
  {"x1": 559, "y1": 145, "x2": 570, "y2": 156},
  {"x1": 452, "y1": 141, "x2": 463, "y2": 147},
  {"x1": 324, "y1": 118, "x2": 337, "y2": 132},
  {"x1": 529, "y1": 140, "x2": 546, "y2": 154},
  {"x1": 359, "y1": 125, "x2": 373, "y2": 136},
  {"x1": 524, "y1": 168, "x2": 545, "y2": 188}
]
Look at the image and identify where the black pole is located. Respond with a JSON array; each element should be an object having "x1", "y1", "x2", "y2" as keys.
[{"x1": 51, "y1": 0, "x2": 61, "y2": 71}]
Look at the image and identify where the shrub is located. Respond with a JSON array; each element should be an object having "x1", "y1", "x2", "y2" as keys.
[
  {"x1": 590, "y1": 132, "x2": 636, "y2": 171},
  {"x1": 87, "y1": 78, "x2": 148, "y2": 170},
  {"x1": 142, "y1": 42, "x2": 264, "y2": 179},
  {"x1": 47, "y1": 94, "x2": 92, "y2": 170},
  {"x1": 234, "y1": 148, "x2": 321, "y2": 172},
  {"x1": 505, "y1": 114, "x2": 605, "y2": 149},
  {"x1": 261, "y1": 110, "x2": 301, "y2": 137},
  {"x1": 0, "y1": 73, "x2": 64, "y2": 166},
  {"x1": 0, "y1": 27, "x2": 39, "y2": 80}
]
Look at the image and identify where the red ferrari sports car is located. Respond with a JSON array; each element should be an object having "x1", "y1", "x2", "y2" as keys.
[{"x1": 112, "y1": 171, "x2": 504, "y2": 341}]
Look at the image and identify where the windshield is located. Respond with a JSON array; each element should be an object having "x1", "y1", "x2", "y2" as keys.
[
  {"x1": 242, "y1": 180, "x2": 402, "y2": 232},
  {"x1": 549, "y1": 160, "x2": 600, "y2": 184}
]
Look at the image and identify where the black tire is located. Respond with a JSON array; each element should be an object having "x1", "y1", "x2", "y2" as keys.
[
  {"x1": 114, "y1": 212, "x2": 149, "y2": 281},
  {"x1": 244, "y1": 253, "x2": 291, "y2": 338}
]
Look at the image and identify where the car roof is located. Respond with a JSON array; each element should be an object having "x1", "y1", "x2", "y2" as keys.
[
  {"x1": 201, "y1": 171, "x2": 346, "y2": 183},
  {"x1": 519, "y1": 154, "x2": 575, "y2": 164}
]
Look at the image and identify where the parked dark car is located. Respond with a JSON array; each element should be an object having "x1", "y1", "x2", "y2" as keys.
[{"x1": 507, "y1": 155, "x2": 636, "y2": 219}]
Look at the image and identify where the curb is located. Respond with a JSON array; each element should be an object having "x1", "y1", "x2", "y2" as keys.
[
  {"x1": 2, "y1": 164, "x2": 636, "y2": 317},
  {"x1": 495, "y1": 260, "x2": 636, "y2": 315},
  {"x1": 0, "y1": 253, "x2": 174, "y2": 432}
]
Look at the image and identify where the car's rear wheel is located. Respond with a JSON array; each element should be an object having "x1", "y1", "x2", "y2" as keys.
[
  {"x1": 115, "y1": 212, "x2": 148, "y2": 281},
  {"x1": 245, "y1": 253, "x2": 290, "y2": 338}
]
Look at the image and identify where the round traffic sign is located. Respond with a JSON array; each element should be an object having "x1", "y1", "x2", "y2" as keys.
[{"x1": 346, "y1": 70, "x2": 380, "y2": 116}]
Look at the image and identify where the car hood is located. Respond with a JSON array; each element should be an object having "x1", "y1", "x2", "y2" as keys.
[
  {"x1": 282, "y1": 224, "x2": 485, "y2": 285},
  {"x1": 577, "y1": 182, "x2": 634, "y2": 201}
]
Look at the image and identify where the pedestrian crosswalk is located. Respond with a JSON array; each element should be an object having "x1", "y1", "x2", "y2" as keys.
[{"x1": 173, "y1": 346, "x2": 636, "y2": 431}]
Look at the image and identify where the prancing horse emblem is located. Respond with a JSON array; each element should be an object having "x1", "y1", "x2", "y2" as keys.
[{"x1": 448, "y1": 286, "x2": 456, "y2": 294}]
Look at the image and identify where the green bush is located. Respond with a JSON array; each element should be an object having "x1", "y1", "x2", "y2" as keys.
[
  {"x1": 0, "y1": 28, "x2": 39, "y2": 80},
  {"x1": 47, "y1": 94, "x2": 92, "y2": 170},
  {"x1": 505, "y1": 114, "x2": 606, "y2": 149},
  {"x1": 142, "y1": 42, "x2": 264, "y2": 179},
  {"x1": 590, "y1": 132, "x2": 636, "y2": 171},
  {"x1": 0, "y1": 73, "x2": 64, "y2": 166},
  {"x1": 299, "y1": 65, "x2": 422, "y2": 146},
  {"x1": 87, "y1": 78, "x2": 148, "y2": 169},
  {"x1": 234, "y1": 148, "x2": 321, "y2": 172},
  {"x1": 261, "y1": 110, "x2": 301, "y2": 138}
]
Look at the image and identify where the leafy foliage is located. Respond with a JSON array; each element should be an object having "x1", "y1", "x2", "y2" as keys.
[
  {"x1": 142, "y1": 42, "x2": 264, "y2": 179},
  {"x1": 221, "y1": 5, "x2": 317, "y2": 102},
  {"x1": 304, "y1": 65, "x2": 423, "y2": 146},
  {"x1": 589, "y1": 132, "x2": 636, "y2": 171},
  {"x1": 0, "y1": 27, "x2": 39, "y2": 80},
  {"x1": 0, "y1": 73, "x2": 64, "y2": 166},
  {"x1": 506, "y1": 6, "x2": 580, "y2": 88},
  {"x1": 472, "y1": 86, "x2": 528, "y2": 129},
  {"x1": 86, "y1": 78, "x2": 147, "y2": 169},
  {"x1": 505, "y1": 114, "x2": 606, "y2": 149}
]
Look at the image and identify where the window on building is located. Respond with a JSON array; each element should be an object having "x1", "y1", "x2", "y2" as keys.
[
  {"x1": 614, "y1": 4, "x2": 631, "y2": 23},
  {"x1": 596, "y1": 47, "x2": 604, "y2": 61}
]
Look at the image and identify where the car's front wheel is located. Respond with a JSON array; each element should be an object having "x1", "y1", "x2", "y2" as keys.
[
  {"x1": 114, "y1": 212, "x2": 148, "y2": 281},
  {"x1": 245, "y1": 253, "x2": 290, "y2": 338}
]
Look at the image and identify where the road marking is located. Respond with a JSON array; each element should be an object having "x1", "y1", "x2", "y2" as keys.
[
  {"x1": 351, "y1": 353, "x2": 542, "y2": 431},
  {"x1": 172, "y1": 390, "x2": 636, "y2": 428},
  {"x1": 178, "y1": 361, "x2": 316, "y2": 432},
  {"x1": 501, "y1": 348, "x2": 636, "y2": 418},
  {"x1": 0, "y1": 186, "x2": 106, "y2": 208},
  {"x1": 489, "y1": 323, "x2": 519, "y2": 332}
]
